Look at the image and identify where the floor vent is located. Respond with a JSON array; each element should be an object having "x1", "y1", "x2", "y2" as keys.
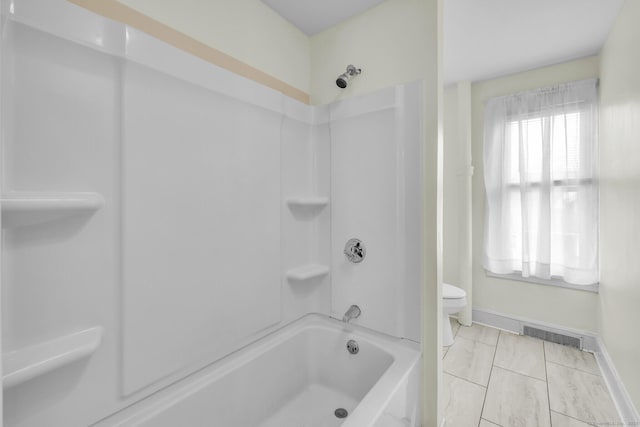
[{"x1": 522, "y1": 325, "x2": 582, "y2": 349}]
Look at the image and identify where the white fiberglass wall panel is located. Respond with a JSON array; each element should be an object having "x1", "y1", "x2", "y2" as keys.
[
  {"x1": 330, "y1": 83, "x2": 422, "y2": 341},
  {"x1": 1, "y1": 0, "x2": 324, "y2": 423},
  {"x1": 122, "y1": 62, "x2": 281, "y2": 394},
  {"x1": 331, "y1": 105, "x2": 399, "y2": 336},
  {"x1": 280, "y1": 114, "x2": 331, "y2": 321},
  {"x1": 2, "y1": 22, "x2": 120, "y2": 427},
  {"x1": 400, "y1": 83, "x2": 424, "y2": 342}
]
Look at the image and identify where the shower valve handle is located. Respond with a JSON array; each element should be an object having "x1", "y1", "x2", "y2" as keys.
[{"x1": 344, "y1": 238, "x2": 365, "y2": 263}]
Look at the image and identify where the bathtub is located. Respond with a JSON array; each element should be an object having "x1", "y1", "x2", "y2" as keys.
[{"x1": 96, "y1": 314, "x2": 421, "y2": 427}]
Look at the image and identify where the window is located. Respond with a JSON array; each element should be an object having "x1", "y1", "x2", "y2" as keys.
[{"x1": 483, "y1": 79, "x2": 599, "y2": 287}]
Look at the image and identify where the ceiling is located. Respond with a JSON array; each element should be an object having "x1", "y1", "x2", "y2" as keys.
[
  {"x1": 444, "y1": 0, "x2": 625, "y2": 85},
  {"x1": 261, "y1": 0, "x2": 386, "y2": 36},
  {"x1": 261, "y1": 0, "x2": 624, "y2": 85}
]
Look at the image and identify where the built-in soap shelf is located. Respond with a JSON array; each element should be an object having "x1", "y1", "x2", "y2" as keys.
[
  {"x1": 286, "y1": 196, "x2": 329, "y2": 209},
  {"x1": 286, "y1": 264, "x2": 330, "y2": 281},
  {"x1": 3, "y1": 327, "x2": 103, "y2": 389},
  {"x1": 1, "y1": 192, "x2": 105, "y2": 228}
]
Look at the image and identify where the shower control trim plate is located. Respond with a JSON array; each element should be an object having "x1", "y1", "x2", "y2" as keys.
[{"x1": 344, "y1": 238, "x2": 365, "y2": 263}]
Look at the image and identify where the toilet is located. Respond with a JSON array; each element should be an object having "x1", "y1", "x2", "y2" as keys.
[{"x1": 443, "y1": 283, "x2": 467, "y2": 346}]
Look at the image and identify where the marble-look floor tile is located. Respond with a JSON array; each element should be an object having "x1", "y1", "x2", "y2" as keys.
[
  {"x1": 479, "y1": 419, "x2": 501, "y2": 427},
  {"x1": 544, "y1": 342, "x2": 600, "y2": 376},
  {"x1": 551, "y1": 411, "x2": 595, "y2": 427},
  {"x1": 547, "y1": 362, "x2": 619, "y2": 425},
  {"x1": 483, "y1": 366, "x2": 550, "y2": 427},
  {"x1": 449, "y1": 316, "x2": 460, "y2": 337},
  {"x1": 443, "y1": 336, "x2": 496, "y2": 386},
  {"x1": 494, "y1": 332, "x2": 546, "y2": 380},
  {"x1": 443, "y1": 346, "x2": 449, "y2": 359},
  {"x1": 456, "y1": 323, "x2": 500, "y2": 346},
  {"x1": 441, "y1": 373, "x2": 486, "y2": 427}
]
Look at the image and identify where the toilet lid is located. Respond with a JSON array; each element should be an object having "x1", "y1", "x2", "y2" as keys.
[{"x1": 443, "y1": 283, "x2": 466, "y2": 299}]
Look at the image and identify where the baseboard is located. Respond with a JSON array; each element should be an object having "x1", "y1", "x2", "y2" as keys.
[
  {"x1": 472, "y1": 308, "x2": 639, "y2": 424},
  {"x1": 593, "y1": 337, "x2": 640, "y2": 424},
  {"x1": 471, "y1": 308, "x2": 598, "y2": 351}
]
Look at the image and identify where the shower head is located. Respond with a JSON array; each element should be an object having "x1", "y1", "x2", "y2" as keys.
[
  {"x1": 336, "y1": 74, "x2": 349, "y2": 89},
  {"x1": 336, "y1": 64, "x2": 362, "y2": 89}
]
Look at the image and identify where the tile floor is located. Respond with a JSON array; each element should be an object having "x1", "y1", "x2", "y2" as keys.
[{"x1": 442, "y1": 318, "x2": 620, "y2": 427}]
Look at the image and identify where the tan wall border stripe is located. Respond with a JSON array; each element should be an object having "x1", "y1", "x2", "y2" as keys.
[{"x1": 67, "y1": 0, "x2": 310, "y2": 104}]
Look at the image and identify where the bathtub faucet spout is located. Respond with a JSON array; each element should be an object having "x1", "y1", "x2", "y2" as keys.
[{"x1": 342, "y1": 305, "x2": 361, "y2": 323}]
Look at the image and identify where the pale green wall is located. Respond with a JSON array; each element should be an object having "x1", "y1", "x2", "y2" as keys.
[
  {"x1": 118, "y1": 0, "x2": 439, "y2": 107},
  {"x1": 443, "y1": 86, "x2": 461, "y2": 287},
  {"x1": 443, "y1": 82, "x2": 473, "y2": 325},
  {"x1": 118, "y1": 0, "x2": 439, "y2": 108},
  {"x1": 466, "y1": 56, "x2": 601, "y2": 333},
  {"x1": 117, "y1": 0, "x2": 311, "y2": 94},
  {"x1": 309, "y1": 0, "x2": 435, "y2": 106},
  {"x1": 599, "y1": 0, "x2": 640, "y2": 411}
]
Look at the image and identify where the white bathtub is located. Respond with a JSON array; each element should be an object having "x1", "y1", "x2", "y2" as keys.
[{"x1": 96, "y1": 314, "x2": 421, "y2": 427}]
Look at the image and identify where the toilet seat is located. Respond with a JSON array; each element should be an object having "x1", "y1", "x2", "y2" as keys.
[{"x1": 443, "y1": 283, "x2": 466, "y2": 299}]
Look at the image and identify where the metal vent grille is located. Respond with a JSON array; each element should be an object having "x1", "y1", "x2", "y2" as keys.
[{"x1": 522, "y1": 325, "x2": 582, "y2": 349}]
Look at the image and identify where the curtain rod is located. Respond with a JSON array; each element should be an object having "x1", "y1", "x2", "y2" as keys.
[{"x1": 484, "y1": 78, "x2": 599, "y2": 105}]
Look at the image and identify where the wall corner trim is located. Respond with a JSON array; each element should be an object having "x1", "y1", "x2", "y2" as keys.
[{"x1": 66, "y1": 0, "x2": 311, "y2": 104}]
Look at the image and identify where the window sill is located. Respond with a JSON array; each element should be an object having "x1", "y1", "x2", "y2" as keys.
[{"x1": 485, "y1": 270, "x2": 599, "y2": 293}]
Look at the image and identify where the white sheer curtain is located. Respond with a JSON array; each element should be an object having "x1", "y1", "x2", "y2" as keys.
[{"x1": 483, "y1": 79, "x2": 599, "y2": 285}]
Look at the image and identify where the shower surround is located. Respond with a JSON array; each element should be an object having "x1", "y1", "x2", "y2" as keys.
[{"x1": 1, "y1": 0, "x2": 424, "y2": 425}]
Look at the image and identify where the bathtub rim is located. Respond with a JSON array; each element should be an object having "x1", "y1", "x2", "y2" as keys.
[{"x1": 92, "y1": 312, "x2": 420, "y2": 427}]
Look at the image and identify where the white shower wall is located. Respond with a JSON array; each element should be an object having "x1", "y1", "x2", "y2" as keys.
[
  {"x1": 0, "y1": 0, "x2": 422, "y2": 425},
  {"x1": 281, "y1": 111, "x2": 332, "y2": 322},
  {"x1": 121, "y1": 60, "x2": 284, "y2": 394},
  {"x1": 330, "y1": 84, "x2": 423, "y2": 342},
  {"x1": 3, "y1": 13, "x2": 122, "y2": 427}
]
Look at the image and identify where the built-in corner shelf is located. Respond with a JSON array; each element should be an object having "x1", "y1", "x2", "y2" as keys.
[
  {"x1": 1, "y1": 192, "x2": 105, "y2": 228},
  {"x1": 286, "y1": 196, "x2": 329, "y2": 209},
  {"x1": 286, "y1": 264, "x2": 330, "y2": 281},
  {"x1": 3, "y1": 327, "x2": 103, "y2": 389}
]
